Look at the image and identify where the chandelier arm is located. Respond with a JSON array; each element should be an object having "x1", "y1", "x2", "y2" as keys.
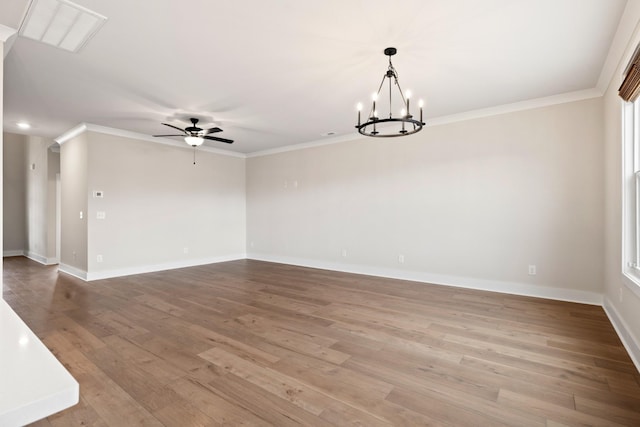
[
  {"x1": 389, "y1": 72, "x2": 394, "y2": 119},
  {"x1": 375, "y1": 74, "x2": 386, "y2": 96},
  {"x1": 394, "y1": 76, "x2": 407, "y2": 107},
  {"x1": 371, "y1": 74, "x2": 387, "y2": 118},
  {"x1": 376, "y1": 74, "x2": 387, "y2": 93}
]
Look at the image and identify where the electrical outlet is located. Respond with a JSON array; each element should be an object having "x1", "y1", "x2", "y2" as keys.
[
  {"x1": 398, "y1": 254, "x2": 405, "y2": 264},
  {"x1": 97, "y1": 254, "x2": 103, "y2": 263},
  {"x1": 96, "y1": 211, "x2": 106, "y2": 219},
  {"x1": 183, "y1": 247, "x2": 189, "y2": 254},
  {"x1": 342, "y1": 249, "x2": 347, "y2": 257},
  {"x1": 528, "y1": 265, "x2": 537, "y2": 275}
]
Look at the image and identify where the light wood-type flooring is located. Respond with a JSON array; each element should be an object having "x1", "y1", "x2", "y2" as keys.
[{"x1": 3, "y1": 256, "x2": 640, "y2": 426}]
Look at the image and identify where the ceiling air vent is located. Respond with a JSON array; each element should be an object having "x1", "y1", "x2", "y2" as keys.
[{"x1": 19, "y1": 0, "x2": 107, "y2": 53}]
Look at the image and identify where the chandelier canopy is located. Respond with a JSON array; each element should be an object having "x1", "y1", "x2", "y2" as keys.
[{"x1": 356, "y1": 47, "x2": 425, "y2": 137}]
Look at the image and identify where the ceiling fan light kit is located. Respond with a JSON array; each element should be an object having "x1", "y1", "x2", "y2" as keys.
[
  {"x1": 153, "y1": 117, "x2": 234, "y2": 164},
  {"x1": 356, "y1": 47, "x2": 425, "y2": 138},
  {"x1": 184, "y1": 136, "x2": 204, "y2": 146},
  {"x1": 153, "y1": 117, "x2": 233, "y2": 147}
]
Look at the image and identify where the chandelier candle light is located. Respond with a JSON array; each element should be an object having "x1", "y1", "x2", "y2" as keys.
[{"x1": 356, "y1": 47, "x2": 425, "y2": 137}]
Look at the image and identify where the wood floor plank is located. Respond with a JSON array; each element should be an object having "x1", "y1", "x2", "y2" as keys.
[
  {"x1": 328, "y1": 319, "x2": 464, "y2": 364},
  {"x1": 387, "y1": 385, "x2": 546, "y2": 427},
  {"x1": 47, "y1": 396, "x2": 108, "y2": 427},
  {"x1": 128, "y1": 333, "x2": 212, "y2": 373},
  {"x1": 74, "y1": 371, "x2": 163, "y2": 426},
  {"x1": 342, "y1": 352, "x2": 501, "y2": 402},
  {"x1": 574, "y1": 394, "x2": 640, "y2": 425},
  {"x1": 49, "y1": 314, "x2": 107, "y2": 353},
  {"x1": 3, "y1": 256, "x2": 639, "y2": 426},
  {"x1": 169, "y1": 376, "x2": 270, "y2": 426},
  {"x1": 189, "y1": 323, "x2": 281, "y2": 365},
  {"x1": 198, "y1": 346, "x2": 336, "y2": 416},
  {"x1": 230, "y1": 314, "x2": 351, "y2": 364},
  {"x1": 151, "y1": 399, "x2": 218, "y2": 427},
  {"x1": 84, "y1": 345, "x2": 185, "y2": 413},
  {"x1": 497, "y1": 388, "x2": 626, "y2": 427},
  {"x1": 442, "y1": 338, "x2": 612, "y2": 390},
  {"x1": 207, "y1": 373, "x2": 338, "y2": 427}
]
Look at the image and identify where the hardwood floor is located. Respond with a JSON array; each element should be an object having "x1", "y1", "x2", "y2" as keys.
[{"x1": 3, "y1": 256, "x2": 640, "y2": 426}]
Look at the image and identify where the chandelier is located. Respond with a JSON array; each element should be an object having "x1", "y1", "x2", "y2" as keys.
[{"x1": 356, "y1": 47, "x2": 424, "y2": 137}]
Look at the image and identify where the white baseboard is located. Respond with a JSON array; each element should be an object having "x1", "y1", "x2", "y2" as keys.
[
  {"x1": 58, "y1": 263, "x2": 88, "y2": 280},
  {"x1": 85, "y1": 253, "x2": 247, "y2": 281},
  {"x1": 9, "y1": 249, "x2": 605, "y2": 305},
  {"x1": 3, "y1": 250, "x2": 25, "y2": 257},
  {"x1": 25, "y1": 251, "x2": 58, "y2": 266},
  {"x1": 247, "y1": 253, "x2": 603, "y2": 305},
  {"x1": 603, "y1": 297, "x2": 640, "y2": 373}
]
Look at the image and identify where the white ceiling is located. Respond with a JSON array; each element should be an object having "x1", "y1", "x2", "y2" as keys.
[{"x1": 0, "y1": 0, "x2": 629, "y2": 153}]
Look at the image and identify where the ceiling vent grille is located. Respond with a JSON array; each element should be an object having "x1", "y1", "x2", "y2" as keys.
[{"x1": 19, "y1": 0, "x2": 107, "y2": 53}]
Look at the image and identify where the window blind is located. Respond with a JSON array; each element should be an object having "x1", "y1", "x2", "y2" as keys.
[{"x1": 620, "y1": 44, "x2": 640, "y2": 102}]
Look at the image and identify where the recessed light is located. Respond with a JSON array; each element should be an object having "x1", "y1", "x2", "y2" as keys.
[{"x1": 17, "y1": 122, "x2": 31, "y2": 129}]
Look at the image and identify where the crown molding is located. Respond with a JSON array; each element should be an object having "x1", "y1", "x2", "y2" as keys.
[
  {"x1": 54, "y1": 123, "x2": 246, "y2": 158},
  {"x1": 0, "y1": 24, "x2": 17, "y2": 57},
  {"x1": 425, "y1": 88, "x2": 602, "y2": 127},
  {"x1": 246, "y1": 132, "x2": 362, "y2": 158},
  {"x1": 0, "y1": 24, "x2": 17, "y2": 42},
  {"x1": 597, "y1": 0, "x2": 640, "y2": 94},
  {"x1": 248, "y1": 88, "x2": 603, "y2": 158},
  {"x1": 54, "y1": 123, "x2": 88, "y2": 144}
]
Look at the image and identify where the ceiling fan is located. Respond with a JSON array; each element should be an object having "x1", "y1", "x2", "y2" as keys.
[{"x1": 153, "y1": 117, "x2": 234, "y2": 146}]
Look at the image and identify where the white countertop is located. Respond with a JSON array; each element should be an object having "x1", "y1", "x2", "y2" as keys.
[{"x1": 0, "y1": 299, "x2": 79, "y2": 427}]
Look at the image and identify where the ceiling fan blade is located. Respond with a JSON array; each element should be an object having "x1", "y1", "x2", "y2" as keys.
[
  {"x1": 161, "y1": 123, "x2": 187, "y2": 133},
  {"x1": 203, "y1": 135, "x2": 234, "y2": 144},
  {"x1": 153, "y1": 134, "x2": 184, "y2": 137},
  {"x1": 205, "y1": 127, "x2": 222, "y2": 134}
]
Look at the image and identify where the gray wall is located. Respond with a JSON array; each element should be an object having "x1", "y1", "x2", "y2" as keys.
[
  {"x1": 25, "y1": 136, "x2": 58, "y2": 263},
  {"x1": 247, "y1": 98, "x2": 604, "y2": 303},
  {"x1": 3, "y1": 133, "x2": 26, "y2": 255},
  {"x1": 60, "y1": 130, "x2": 246, "y2": 279},
  {"x1": 47, "y1": 149, "x2": 60, "y2": 259},
  {"x1": 60, "y1": 133, "x2": 89, "y2": 274},
  {"x1": 3, "y1": 133, "x2": 60, "y2": 264}
]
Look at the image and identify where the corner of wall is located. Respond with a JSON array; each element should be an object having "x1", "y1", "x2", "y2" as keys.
[
  {"x1": 603, "y1": 296, "x2": 640, "y2": 372},
  {"x1": 247, "y1": 253, "x2": 604, "y2": 306},
  {"x1": 58, "y1": 263, "x2": 87, "y2": 281},
  {"x1": 1, "y1": 39, "x2": 5, "y2": 297}
]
